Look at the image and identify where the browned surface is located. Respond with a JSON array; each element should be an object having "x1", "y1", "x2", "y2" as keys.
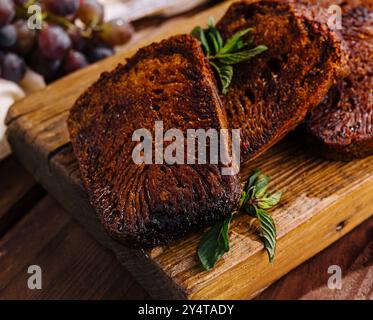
[
  {"x1": 3, "y1": 0, "x2": 373, "y2": 299},
  {"x1": 217, "y1": 0, "x2": 348, "y2": 163},
  {"x1": 67, "y1": 34, "x2": 241, "y2": 247},
  {"x1": 305, "y1": 5, "x2": 373, "y2": 160}
]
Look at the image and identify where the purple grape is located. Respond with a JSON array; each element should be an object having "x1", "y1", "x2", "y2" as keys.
[
  {"x1": 0, "y1": 0, "x2": 14, "y2": 27},
  {"x1": 63, "y1": 50, "x2": 88, "y2": 74},
  {"x1": 98, "y1": 19, "x2": 134, "y2": 46},
  {"x1": 13, "y1": 20, "x2": 36, "y2": 55},
  {"x1": 13, "y1": 0, "x2": 28, "y2": 6},
  {"x1": 0, "y1": 24, "x2": 17, "y2": 47},
  {"x1": 76, "y1": 0, "x2": 103, "y2": 26},
  {"x1": 38, "y1": 25, "x2": 71, "y2": 60},
  {"x1": 86, "y1": 45, "x2": 114, "y2": 63},
  {"x1": 69, "y1": 29, "x2": 87, "y2": 51},
  {"x1": 1, "y1": 52, "x2": 26, "y2": 83},
  {"x1": 29, "y1": 50, "x2": 61, "y2": 82},
  {"x1": 42, "y1": 0, "x2": 80, "y2": 17}
]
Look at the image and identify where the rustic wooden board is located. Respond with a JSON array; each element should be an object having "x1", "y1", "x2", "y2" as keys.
[
  {"x1": 5, "y1": 0, "x2": 373, "y2": 299},
  {"x1": 0, "y1": 156, "x2": 44, "y2": 237},
  {"x1": 0, "y1": 196, "x2": 149, "y2": 300}
]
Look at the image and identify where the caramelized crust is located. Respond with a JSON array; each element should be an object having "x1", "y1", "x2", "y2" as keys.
[
  {"x1": 217, "y1": 0, "x2": 348, "y2": 163},
  {"x1": 67, "y1": 35, "x2": 241, "y2": 247},
  {"x1": 305, "y1": 6, "x2": 373, "y2": 160}
]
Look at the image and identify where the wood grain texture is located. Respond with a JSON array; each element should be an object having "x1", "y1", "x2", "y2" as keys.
[
  {"x1": 256, "y1": 216, "x2": 373, "y2": 300},
  {"x1": 0, "y1": 196, "x2": 149, "y2": 300},
  {"x1": 0, "y1": 156, "x2": 45, "y2": 237},
  {"x1": 5, "y1": 0, "x2": 373, "y2": 299}
]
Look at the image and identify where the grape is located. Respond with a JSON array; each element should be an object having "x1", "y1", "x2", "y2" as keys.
[
  {"x1": 63, "y1": 50, "x2": 88, "y2": 74},
  {"x1": 0, "y1": 24, "x2": 17, "y2": 47},
  {"x1": 69, "y1": 29, "x2": 87, "y2": 51},
  {"x1": 0, "y1": 0, "x2": 14, "y2": 27},
  {"x1": 98, "y1": 19, "x2": 134, "y2": 47},
  {"x1": 76, "y1": 0, "x2": 103, "y2": 26},
  {"x1": 13, "y1": 20, "x2": 36, "y2": 55},
  {"x1": 38, "y1": 25, "x2": 71, "y2": 60},
  {"x1": 1, "y1": 52, "x2": 26, "y2": 83},
  {"x1": 86, "y1": 45, "x2": 114, "y2": 63},
  {"x1": 29, "y1": 51, "x2": 61, "y2": 82},
  {"x1": 13, "y1": 0, "x2": 28, "y2": 6},
  {"x1": 41, "y1": 0, "x2": 80, "y2": 17}
]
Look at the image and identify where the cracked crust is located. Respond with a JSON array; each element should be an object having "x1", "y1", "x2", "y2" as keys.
[
  {"x1": 216, "y1": 0, "x2": 349, "y2": 163},
  {"x1": 304, "y1": 6, "x2": 373, "y2": 160},
  {"x1": 67, "y1": 35, "x2": 241, "y2": 247}
]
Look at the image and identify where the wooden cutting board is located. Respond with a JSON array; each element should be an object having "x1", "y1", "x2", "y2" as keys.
[{"x1": 5, "y1": 0, "x2": 373, "y2": 299}]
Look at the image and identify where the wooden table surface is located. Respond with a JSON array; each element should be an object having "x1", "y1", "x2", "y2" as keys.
[{"x1": 0, "y1": 155, "x2": 371, "y2": 300}]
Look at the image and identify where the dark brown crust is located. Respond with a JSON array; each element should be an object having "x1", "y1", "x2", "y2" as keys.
[
  {"x1": 304, "y1": 6, "x2": 373, "y2": 160},
  {"x1": 67, "y1": 35, "x2": 241, "y2": 247},
  {"x1": 216, "y1": 0, "x2": 348, "y2": 163}
]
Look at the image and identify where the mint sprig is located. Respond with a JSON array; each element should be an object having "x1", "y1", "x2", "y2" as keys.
[
  {"x1": 197, "y1": 213, "x2": 233, "y2": 271},
  {"x1": 191, "y1": 17, "x2": 267, "y2": 94},
  {"x1": 197, "y1": 169, "x2": 282, "y2": 270}
]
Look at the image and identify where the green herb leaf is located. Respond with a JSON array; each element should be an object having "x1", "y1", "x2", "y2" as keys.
[
  {"x1": 210, "y1": 62, "x2": 233, "y2": 95},
  {"x1": 207, "y1": 16, "x2": 216, "y2": 28},
  {"x1": 219, "y1": 28, "x2": 253, "y2": 54},
  {"x1": 191, "y1": 18, "x2": 267, "y2": 94},
  {"x1": 245, "y1": 168, "x2": 261, "y2": 192},
  {"x1": 191, "y1": 26, "x2": 210, "y2": 55},
  {"x1": 256, "y1": 209, "x2": 277, "y2": 263},
  {"x1": 257, "y1": 191, "x2": 282, "y2": 209},
  {"x1": 198, "y1": 213, "x2": 233, "y2": 271},
  {"x1": 216, "y1": 45, "x2": 268, "y2": 65},
  {"x1": 241, "y1": 169, "x2": 281, "y2": 263},
  {"x1": 254, "y1": 173, "x2": 270, "y2": 198}
]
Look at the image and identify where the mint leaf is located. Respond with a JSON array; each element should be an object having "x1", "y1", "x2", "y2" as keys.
[
  {"x1": 191, "y1": 26, "x2": 210, "y2": 55},
  {"x1": 256, "y1": 209, "x2": 277, "y2": 263},
  {"x1": 241, "y1": 169, "x2": 281, "y2": 263},
  {"x1": 254, "y1": 173, "x2": 270, "y2": 198},
  {"x1": 245, "y1": 168, "x2": 261, "y2": 192},
  {"x1": 191, "y1": 18, "x2": 267, "y2": 94},
  {"x1": 210, "y1": 62, "x2": 233, "y2": 95},
  {"x1": 217, "y1": 45, "x2": 268, "y2": 64},
  {"x1": 257, "y1": 191, "x2": 282, "y2": 209},
  {"x1": 198, "y1": 213, "x2": 233, "y2": 271},
  {"x1": 220, "y1": 28, "x2": 253, "y2": 54},
  {"x1": 207, "y1": 16, "x2": 216, "y2": 28}
]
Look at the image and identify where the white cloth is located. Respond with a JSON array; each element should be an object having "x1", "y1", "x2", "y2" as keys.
[
  {"x1": 0, "y1": 69, "x2": 45, "y2": 160},
  {"x1": 101, "y1": 0, "x2": 208, "y2": 21},
  {"x1": 0, "y1": 79, "x2": 25, "y2": 159}
]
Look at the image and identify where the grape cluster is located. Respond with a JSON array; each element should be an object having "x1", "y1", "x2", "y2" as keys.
[{"x1": 0, "y1": 0, "x2": 134, "y2": 84}]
